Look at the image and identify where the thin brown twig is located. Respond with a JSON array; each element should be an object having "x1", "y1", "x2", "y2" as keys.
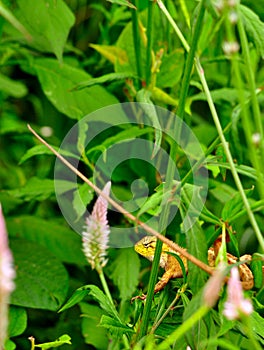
[{"x1": 27, "y1": 124, "x2": 214, "y2": 276}]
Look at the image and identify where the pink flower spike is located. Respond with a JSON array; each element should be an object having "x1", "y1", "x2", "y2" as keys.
[
  {"x1": 0, "y1": 204, "x2": 16, "y2": 348},
  {"x1": 203, "y1": 262, "x2": 226, "y2": 308},
  {"x1": 223, "y1": 267, "x2": 253, "y2": 320},
  {"x1": 82, "y1": 182, "x2": 111, "y2": 271}
]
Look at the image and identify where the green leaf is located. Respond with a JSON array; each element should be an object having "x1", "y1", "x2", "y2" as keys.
[
  {"x1": 156, "y1": 50, "x2": 184, "y2": 88},
  {"x1": 115, "y1": 21, "x2": 139, "y2": 74},
  {"x1": 73, "y1": 183, "x2": 94, "y2": 221},
  {"x1": 234, "y1": 311, "x2": 264, "y2": 345},
  {"x1": 215, "y1": 144, "x2": 227, "y2": 180},
  {"x1": 29, "y1": 58, "x2": 121, "y2": 120},
  {"x1": 71, "y1": 72, "x2": 136, "y2": 91},
  {"x1": 99, "y1": 314, "x2": 134, "y2": 333},
  {"x1": 221, "y1": 187, "x2": 254, "y2": 221},
  {"x1": 84, "y1": 285, "x2": 119, "y2": 319},
  {"x1": 167, "y1": 251, "x2": 187, "y2": 283},
  {"x1": 6, "y1": 216, "x2": 86, "y2": 266},
  {"x1": 19, "y1": 144, "x2": 80, "y2": 164},
  {"x1": 109, "y1": 248, "x2": 140, "y2": 301},
  {"x1": 60, "y1": 285, "x2": 119, "y2": 320},
  {"x1": 79, "y1": 303, "x2": 109, "y2": 350},
  {"x1": 183, "y1": 290, "x2": 216, "y2": 349},
  {"x1": 0, "y1": 1, "x2": 30, "y2": 39},
  {"x1": 201, "y1": 204, "x2": 220, "y2": 225},
  {"x1": 198, "y1": 11, "x2": 222, "y2": 55},
  {"x1": 136, "y1": 183, "x2": 175, "y2": 217},
  {"x1": 8, "y1": 306, "x2": 27, "y2": 337},
  {"x1": 136, "y1": 189, "x2": 164, "y2": 217},
  {"x1": 59, "y1": 288, "x2": 91, "y2": 312},
  {"x1": 180, "y1": 185, "x2": 208, "y2": 291},
  {"x1": 4, "y1": 339, "x2": 16, "y2": 350},
  {"x1": 35, "y1": 335, "x2": 71, "y2": 349},
  {"x1": 249, "y1": 311, "x2": 264, "y2": 342},
  {"x1": 207, "y1": 161, "x2": 260, "y2": 181},
  {"x1": 185, "y1": 221, "x2": 208, "y2": 292},
  {"x1": 209, "y1": 181, "x2": 237, "y2": 204},
  {"x1": 206, "y1": 338, "x2": 240, "y2": 350},
  {"x1": 151, "y1": 87, "x2": 178, "y2": 106},
  {"x1": 136, "y1": 89, "x2": 162, "y2": 158},
  {"x1": 7, "y1": 177, "x2": 56, "y2": 201},
  {"x1": 106, "y1": 0, "x2": 136, "y2": 10},
  {"x1": 240, "y1": 4, "x2": 264, "y2": 58},
  {"x1": 115, "y1": 6, "x2": 167, "y2": 76},
  {"x1": 16, "y1": 0, "x2": 75, "y2": 61},
  {"x1": 191, "y1": 88, "x2": 248, "y2": 105},
  {"x1": 90, "y1": 43, "x2": 128, "y2": 65},
  {"x1": 76, "y1": 117, "x2": 89, "y2": 158},
  {"x1": 180, "y1": 183, "x2": 209, "y2": 228},
  {"x1": 0, "y1": 112, "x2": 28, "y2": 135},
  {"x1": 0, "y1": 73, "x2": 28, "y2": 97},
  {"x1": 6, "y1": 177, "x2": 80, "y2": 201},
  {"x1": 251, "y1": 253, "x2": 264, "y2": 289},
  {"x1": 87, "y1": 125, "x2": 152, "y2": 156},
  {"x1": 10, "y1": 239, "x2": 69, "y2": 310}
]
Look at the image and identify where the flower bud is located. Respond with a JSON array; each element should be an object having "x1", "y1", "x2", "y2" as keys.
[{"x1": 0, "y1": 205, "x2": 15, "y2": 348}]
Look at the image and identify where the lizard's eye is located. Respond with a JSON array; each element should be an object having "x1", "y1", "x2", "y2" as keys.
[{"x1": 143, "y1": 240, "x2": 155, "y2": 249}]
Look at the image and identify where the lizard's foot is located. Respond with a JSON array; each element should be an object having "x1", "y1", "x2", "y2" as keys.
[{"x1": 131, "y1": 294, "x2": 147, "y2": 302}]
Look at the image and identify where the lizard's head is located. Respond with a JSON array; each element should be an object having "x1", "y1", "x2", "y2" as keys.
[
  {"x1": 134, "y1": 236, "x2": 169, "y2": 268},
  {"x1": 134, "y1": 236, "x2": 158, "y2": 260}
]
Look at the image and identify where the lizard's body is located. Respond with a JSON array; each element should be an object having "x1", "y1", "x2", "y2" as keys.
[{"x1": 135, "y1": 236, "x2": 254, "y2": 293}]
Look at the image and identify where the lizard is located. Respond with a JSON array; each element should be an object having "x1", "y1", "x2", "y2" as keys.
[{"x1": 134, "y1": 235, "x2": 254, "y2": 295}]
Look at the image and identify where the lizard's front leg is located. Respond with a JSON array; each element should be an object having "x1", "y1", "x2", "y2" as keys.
[
  {"x1": 154, "y1": 268, "x2": 176, "y2": 293},
  {"x1": 154, "y1": 255, "x2": 186, "y2": 293}
]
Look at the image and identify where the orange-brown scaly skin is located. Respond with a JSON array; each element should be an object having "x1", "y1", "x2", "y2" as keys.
[{"x1": 135, "y1": 236, "x2": 254, "y2": 294}]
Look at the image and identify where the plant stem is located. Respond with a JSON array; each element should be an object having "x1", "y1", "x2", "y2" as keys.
[
  {"x1": 181, "y1": 122, "x2": 232, "y2": 187},
  {"x1": 177, "y1": 0, "x2": 205, "y2": 119},
  {"x1": 223, "y1": 3, "x2": 264, "y2": 201},
  {"x1": 0, "y1": 2, "x2": 31, "y2": 40},
  {"x1": 98, "y1": 269, "x2": 130, "y2": 349},
  {"x1": 236, "y1": 8, "x2": 264, "y2": 199},
  {"x1": 151, "y1": 284, "x2": 187, "y2": 333},
  {"x1": 28, "y1": 336, "x2": 35, "y2": 350},
  {"x1": 231, "y1": 200, "x2": 264, "y2": 222},
  {"x1": 205, "y1": 338, "x2": 240, "y2": 350},
  {"x1": 157, "y1": 0, "x2": 189, "y2": 52},
  {"x1": 98, "y1": 269, "x2": 114, "y2": 305},
  {"x1": 146, "y1": 0, "x2": 154, "y2": 86},
  {"x1": 179, "y1": 0, "x2": 190, "y2": 28},
  {"x1": 136, "y1": 237, "x2": 163, "y2": 338},
  {"x1": 131, "y1": 0, "x2": 142, "y2": 82},
  {"x1": 237, "y1": 8, "x2": 263, "y2": 142},
  {"x1": 156, "y1": 305, "x2": 210, "y2": 349}
]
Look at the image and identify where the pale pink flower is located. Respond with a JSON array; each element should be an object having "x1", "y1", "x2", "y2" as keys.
[
  {"x1": 203, "y1": 262, "x2": 226, "y2": 308},
  {"x1": 0, "y1": 204, "x2": 15, "y2": 348},
  {"x1": 82, "y1": 182, "x2": 111, "y2": 271},
  {"x1": 223, "y1": 267, "x2": 253, "y2": 320},
  {"x1": 222, "y1": 41, "x2": 240, "y2": 55}
]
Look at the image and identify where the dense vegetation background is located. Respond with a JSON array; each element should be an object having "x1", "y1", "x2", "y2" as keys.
[{"x1": 0, "y1": 0, "x2": 264, "y2": 349}]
